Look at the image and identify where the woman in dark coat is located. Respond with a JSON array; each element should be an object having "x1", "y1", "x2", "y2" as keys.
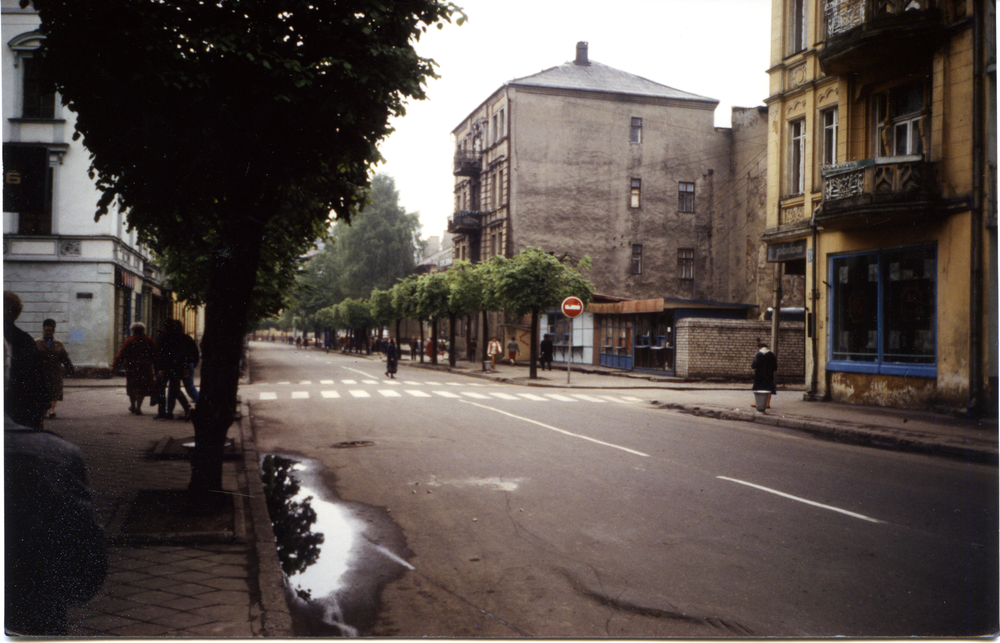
[
  {"x1": 385, "y1": 337, "x2": 398, "y2": 379},
  {"x1": 112, "y1": 322, "x2": 157, "y2": 414},
  {"x1": 751, "y1": 340, "x2": 778, "y2": 409}
]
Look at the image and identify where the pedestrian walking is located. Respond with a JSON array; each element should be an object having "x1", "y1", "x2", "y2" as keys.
[
  {"x1": 179, "y1": 329, "x2": 200, "y2": 404},
  {"x1": 751, "y1": 339, "x2": 778, "y2": 409},
  {"x1": 3, "y1": 292, "x2": 49, "y2": 429},
  {"x1": 112, "y1": 322, "x2": 157, "y2": 414},
  {"x1": 385, "y1": 337, "x2": 398, "y2": 378},
  {"x1": 35, "y1": 319, "x2": 75, "y2": 419},
  {"x1": 487, "y1": 336, "x2": 502, "y2": 371},
  {"x1": 154, "y1": 319, "x2": 192, "y2": 420},
  {"x1": 540, "y1": 334, "x2": 554, "y2": 371},
  {"x1": 507, "y1": 337, "x2": 519, "y2": 365}
]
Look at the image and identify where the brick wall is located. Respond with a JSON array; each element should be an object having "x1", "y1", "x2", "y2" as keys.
[{"x1": 675, "y1": 318, "x2": 805, "y2": 382}]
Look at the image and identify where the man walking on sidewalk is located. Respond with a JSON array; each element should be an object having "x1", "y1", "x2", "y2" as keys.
[{"x1": 751, "y1": 340, "x2": 778, "y2": 409}]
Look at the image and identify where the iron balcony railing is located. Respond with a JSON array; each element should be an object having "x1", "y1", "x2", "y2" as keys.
[
  {"x1": 447, "y1": 210, "x2": 484, "y2": 234},
  {"x1": 822, "y1": 155, "x2": 937, "y2": 203},
  {"x1": 825, "y1": 0, "x2": 937, "y2": 36},
  {"x1": 453, "y1": 149, "x2": 482, "y2": 176}
]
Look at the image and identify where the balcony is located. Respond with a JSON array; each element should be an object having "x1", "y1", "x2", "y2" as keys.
[
  {"x1": 819, "y1": 0, "x2": 946, "y2": 76},
  {"x1": 818, "y1": 156, "x2": 947, "y2": 228},
  {"x1": 453, "y1": 149, "x2": 482, "y2": 176},
  {"x1": 447, "y1": 210, "x2": 484, "y2": 235}
]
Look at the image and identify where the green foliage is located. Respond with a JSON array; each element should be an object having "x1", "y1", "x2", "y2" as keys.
[
  {"x1": 486, "y1": 247, "x2": 594, "y2": 317},
  {"x1": 391, "y1": 276, "x2": 421, "y2": 322},
  {"x1": 369, "y1": 288, "x2": 397, "y2": 327},
  {"x1": 414, "y1": 272, "x2": 451, "y2": 321},
  {"x1": 26, "y1": 0, "x2": 461, "y2": 321},
  {"x1": 447, "y1": 261, "x2": 486, "y2": 317}
]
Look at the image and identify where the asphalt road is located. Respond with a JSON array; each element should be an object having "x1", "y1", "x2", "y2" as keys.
[{"x1": 246, "y1": 341, "x2": 998, "y2": 638}]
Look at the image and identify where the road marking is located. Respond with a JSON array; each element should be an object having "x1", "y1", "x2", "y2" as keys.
[
  {"x1": 342, "y1": 380, "x2": 357, "y2": 385},
  {"x1": 363, "y1": 379, "x2": 378, "y2": 384},
  {"x1": 545, "y1": 393, "x2": 577, "y2": 402},
  {"x1": 461, "y1": 392, "x2": 491, "y2": 399},
  {"x1": 446, "y1": 382, "x2": 462, "y2": 386},
  {"x1": 378, "y1": 390, "x2": 402, "y2": 397},
  {"x1": 519, "y1": 393, "x2": 547, "y2": 401},
  {"x1": 621, "y1": 396, "x2": 643, "y2": 402},
  {"x1": 383, "y1": 380, "x2": 401, "y2": 385},
  {"x1": 599, "y1": 395, "x2": 628, "y2": 403},
  {"x1": 717, "y1": 477, "x2": 883, "y2": 523},
  {"x1": 320, "y1": 380, "x2": 334, "y2": 384},
  {"x1": 490, "y1": 393, "x2": 519, "y2": 400},
  {"x1": 277, "y1": 382, "x2": 290, "y2": 385},
  {"x1": 321, "y1": 391, "x2": 340, "y2": 399},
  {"x1": 570, "y1": 394, "x2": 606, "y2": 403},
  {"x1": 427, "y1": 382, "x2": 442, "y2": 386},
  {"x1": 299, "y1": 381, "x2": 312, "y2": 385},
  {"x1": 433, "y1": 391, "x2": 461, "y2": 398},
  {"x1": 349, "y1": 390, "x2": 370, "y2": 398},
  {"x1": 403, "y1": 381, "x2": 421, "y2": 385},
  {"x1": 459, "y1": 400, "x2": 649, "y2": 457},
  {"x1": 406, "y1": 390, "x2": 432, "y2": 398},
  {"x1": 292, "y1": 391, "x2": 309, "y2": 399},
  {"x1": 260, "y1": 392, "x2": 277, "y2": 400}
]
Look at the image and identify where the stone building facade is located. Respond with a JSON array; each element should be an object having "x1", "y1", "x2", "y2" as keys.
[
  {"x1": 763, "y1": 0, "x2": 996, "y2": 410},
  {"x1": 3, "y1": 0, "x2": 171, "y2": 369},
  {"x1": 449, "y1": 42, "x2": 778, "y2": 375}
]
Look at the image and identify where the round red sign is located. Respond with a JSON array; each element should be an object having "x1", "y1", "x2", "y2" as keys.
[{"x1": 561, "y1": 296, "x2": 584, "y2": 318}]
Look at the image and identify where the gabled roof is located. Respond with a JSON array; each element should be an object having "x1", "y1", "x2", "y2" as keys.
[{"x1": 507, "y1": 59, "x2": 718, "y2": 105}]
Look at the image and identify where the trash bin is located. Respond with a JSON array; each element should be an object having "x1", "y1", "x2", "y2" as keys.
[{"x1": 753, "y1": 391, "x2": 770, "y2": 413}]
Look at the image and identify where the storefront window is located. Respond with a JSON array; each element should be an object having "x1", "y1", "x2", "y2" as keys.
[
  {"x1": 829, "y1": 245, "x2": 936, "y2": 375},
  {"x1": 633, "y1": 313, "x2": 674, "y2": 372}
]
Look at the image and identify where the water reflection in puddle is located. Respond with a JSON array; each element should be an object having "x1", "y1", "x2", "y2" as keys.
[{"x1": 262, "y1": 454, "x2": 411, "y2": 636}]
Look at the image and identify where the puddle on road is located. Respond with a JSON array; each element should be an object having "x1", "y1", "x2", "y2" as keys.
[{"x1": 261, "y1": 454, "x2": 411, "y2": 636}]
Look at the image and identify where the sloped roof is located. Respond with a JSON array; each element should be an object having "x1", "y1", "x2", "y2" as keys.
[{"x1": 507, "y1": 59, "x2": 718, "y2": 105}]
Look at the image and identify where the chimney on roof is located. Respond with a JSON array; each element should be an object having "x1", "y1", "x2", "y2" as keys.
[{"x1": 575, "y1": 41, "x2": 589, "y2": 66}]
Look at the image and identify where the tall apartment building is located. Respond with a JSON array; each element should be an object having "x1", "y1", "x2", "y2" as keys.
[
  {"x1": 3, "y1": 0, "x2": 171, "y2": 369},
  {"x1": 763, "y1": 0, "x2": 996, "y2": 410},
  {"x1": 449, "y1": 42, "x2": 771, "y2": 374}
]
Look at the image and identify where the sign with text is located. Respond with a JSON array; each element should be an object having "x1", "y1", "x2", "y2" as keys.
[{"x1": 561, "y1": 296, "x2": 584, "y2": 318}]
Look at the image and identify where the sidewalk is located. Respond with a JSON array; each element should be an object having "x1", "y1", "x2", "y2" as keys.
[
  {"x1": 51, "y1": 377, "x2": 292, "y2": 638},
  {"x1": 396, "y1": 352, "x2": 999, "y2": 465}
]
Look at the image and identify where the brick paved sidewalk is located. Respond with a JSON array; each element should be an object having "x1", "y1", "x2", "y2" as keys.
[{"x1": 47, "y1": 381, "x2": 291, "y2": 637}]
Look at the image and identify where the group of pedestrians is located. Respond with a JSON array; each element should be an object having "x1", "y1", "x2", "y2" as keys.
[
  {"x1": 3, "y1": 290, "x2": 107, "y2": 635},
  {"x1": 113, "y1": 318, "x2": 200, "y2": 420}
]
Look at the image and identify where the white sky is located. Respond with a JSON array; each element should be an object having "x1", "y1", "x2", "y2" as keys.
[{"x1": 376, "y1": 0, "x2": 773, "y2": 240}]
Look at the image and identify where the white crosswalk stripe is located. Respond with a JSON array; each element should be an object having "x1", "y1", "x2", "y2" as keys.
[{"x1": 255, "y1": 384, "x2": 645, "y2": 405}]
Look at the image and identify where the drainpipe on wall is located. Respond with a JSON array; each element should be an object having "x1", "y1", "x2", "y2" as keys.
[
  {"x1": 770, "y1": 262, "x2": 782, "y2": 357},
  {"x1": 807, "y1": 203, "x2": 822, "y2": 400},
  {"x1": 969, "y1": 0, "x2": 985, "y2": 416}
]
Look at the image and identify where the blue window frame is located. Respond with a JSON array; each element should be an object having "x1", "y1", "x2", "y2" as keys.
[{"x1": 828, "y1": 245, "x2": 936, "y2": 377}]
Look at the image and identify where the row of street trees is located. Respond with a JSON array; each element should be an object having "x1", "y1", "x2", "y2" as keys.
[{"x1": 315, "y1": 248, "x2": 594, "y2": 380}]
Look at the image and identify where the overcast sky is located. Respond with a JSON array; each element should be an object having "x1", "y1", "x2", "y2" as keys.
[{"x1": 376, "y1": 0, "x2": 773, "y2": 241}]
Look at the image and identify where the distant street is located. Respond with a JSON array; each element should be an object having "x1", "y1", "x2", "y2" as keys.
[{"x1": 246, "y1": 341, "x2": 997, "y2": 638}]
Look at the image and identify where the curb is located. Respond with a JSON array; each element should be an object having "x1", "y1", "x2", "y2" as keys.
[
  {"x1": 660, "y1": 403, "x2": 998, "y2": 465},
  {"x1": 239, "y1": 399, "x2": 294, "y2": 637}
]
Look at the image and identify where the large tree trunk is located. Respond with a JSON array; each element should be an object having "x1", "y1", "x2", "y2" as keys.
[
  {"x1": 189, "y1": 233, "x2": 263, "y2": 505},
  {"x1": 529, "y1": 310, "x2": 539, "y2": 379}
]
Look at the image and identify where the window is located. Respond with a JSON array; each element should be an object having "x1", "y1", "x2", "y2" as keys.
[
  {"x1": 631, "y1": 244, "x2": 643, "y2": 274},
  {"x1": 499, "y1": 109, "x2": 504, "y2": 139},
  {"x1": 821, "y1": 107, "x2": 838, "y2": 166},
  {"x1": 630, "y1": 178, "x2": 641, "y2": 208},
  {"x1": 829, "y1": 245, "x2": 936, "y2": 376},
  {"x1": 630, "y1": 117, "x2": 642, "y2": 144},
  {"x1": 789, "y1": 119, "x2": 805, "y2": 195},
  {"x1": 2, "y1": 144, "x2": 52, "y2": 235},
  {"x1": 874, "y1": 82, "x2": 926, "y2": 157},
  {"x1": 678, "y1": 181, "x2": 695, "y2": 212},
  {"x1": 790, "y1": 0, "x2": 808, "y2": 54},
  {"x1": 21, "y1": 56, "x2": 56, "y2": 119},
  {"x1": 678, "y1": 248, "x2": 694, "y2": 280},
  {"x1": 490, "y1": 170, "x2": 497, "y2": 210}
]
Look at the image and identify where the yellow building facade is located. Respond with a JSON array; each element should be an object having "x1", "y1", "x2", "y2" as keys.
[{"x1": 763, "y1": 0, "x2": 996, "y2": 411}]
